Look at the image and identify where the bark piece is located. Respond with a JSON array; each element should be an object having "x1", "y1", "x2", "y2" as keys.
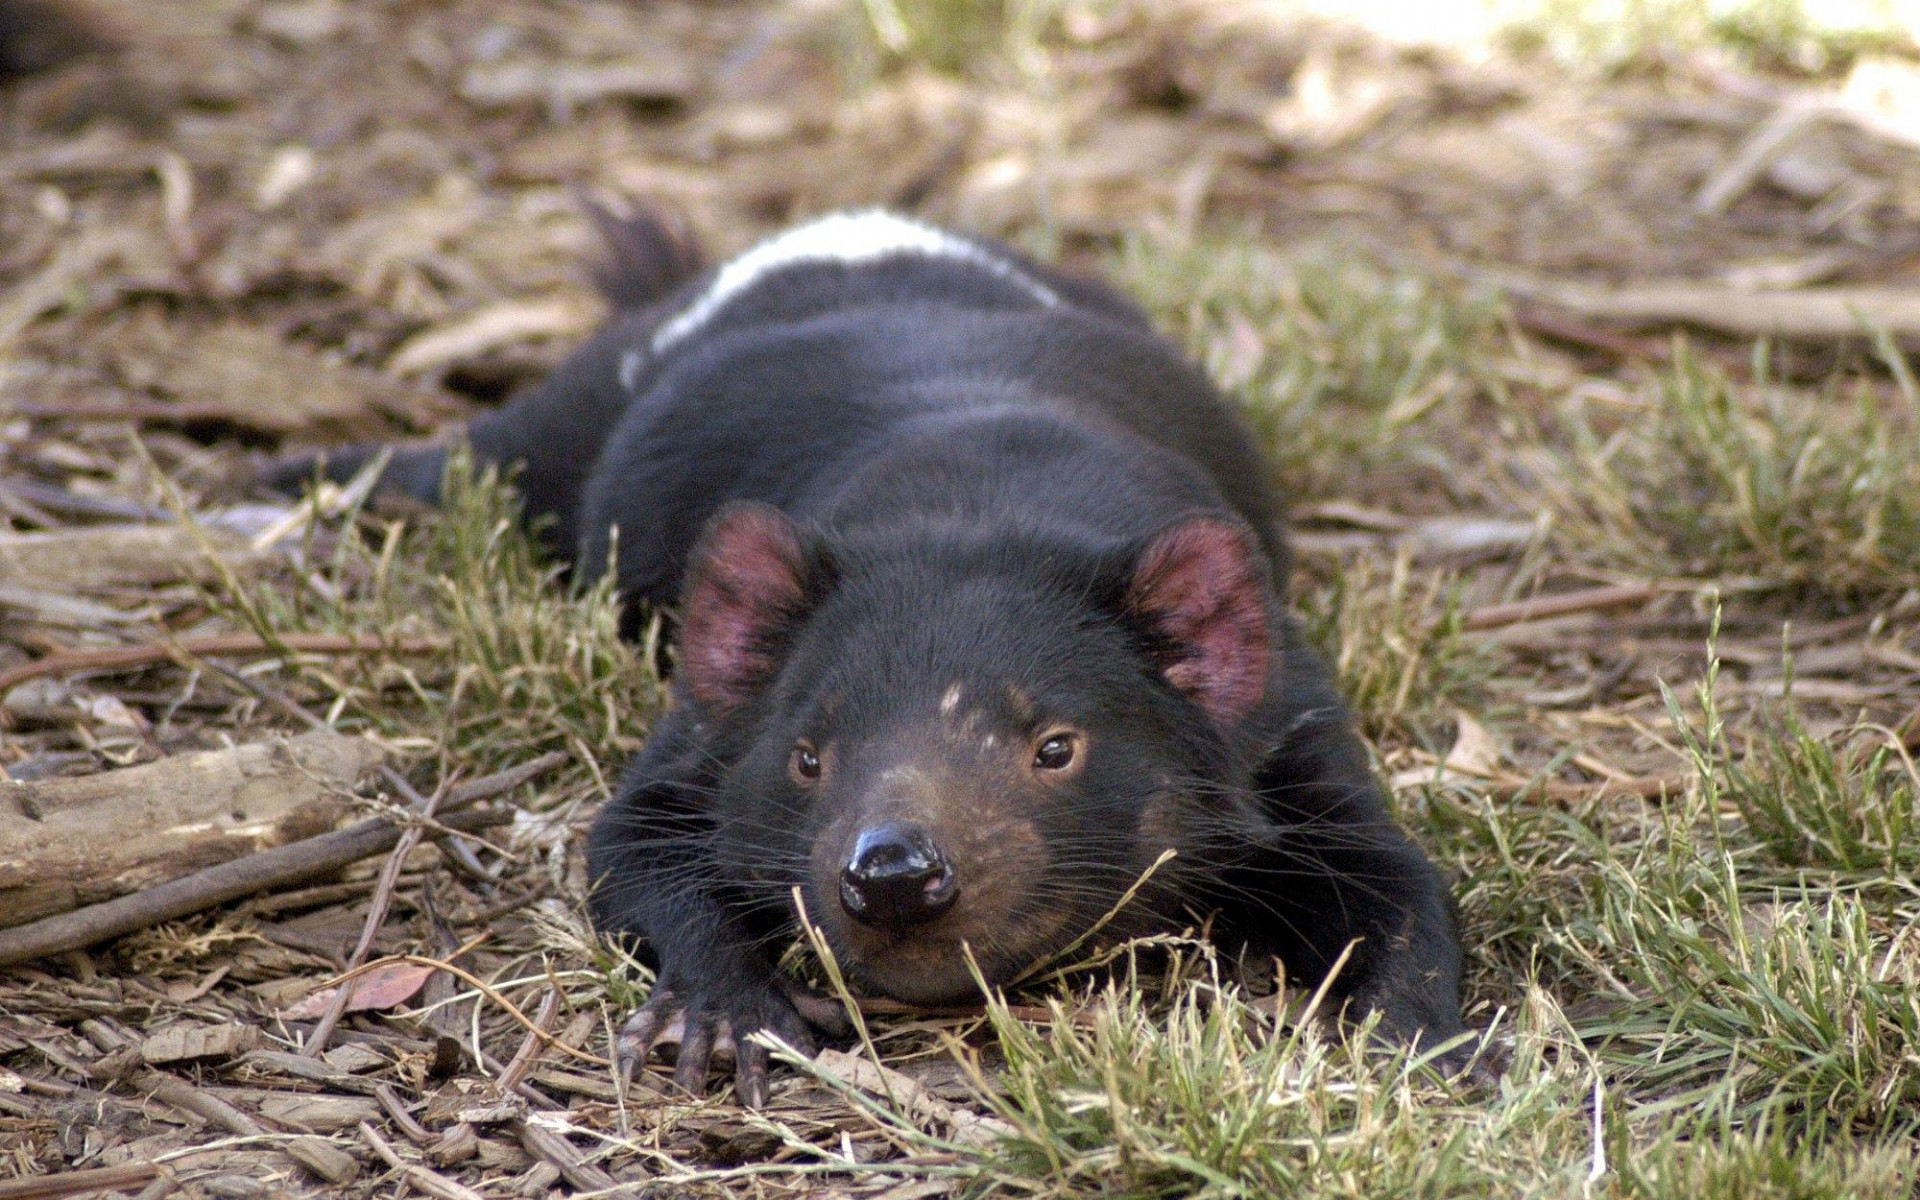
[
  {"x1": 0, "y1": 730, "x2": 384, "y2": 928},
  {"x1": 285, "y1": 1136, "x2": 361, "y2": 1185},
  {"x1": 0, "y1": 523, "x2": 256, "y2": 591},
  {"x1": 141, "y1": 1023, "x2": 265, "y2": 1065},
  {"x1": 1505, "y1": 276, "x2": 1920, "y2": 342}
]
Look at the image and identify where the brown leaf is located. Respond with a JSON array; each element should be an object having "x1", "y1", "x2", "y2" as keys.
[{"x1": 280, "y1": 962, "x2": 435, "y2": 1019}]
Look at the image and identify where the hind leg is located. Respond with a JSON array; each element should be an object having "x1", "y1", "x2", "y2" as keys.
[{"x1": 262, "y1": 203, "x2": 704, "y2": 563}]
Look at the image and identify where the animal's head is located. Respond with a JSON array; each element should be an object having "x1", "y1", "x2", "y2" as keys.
[{"x1": 676, "y1": 501, "x2": 1276, "y2": 1003}]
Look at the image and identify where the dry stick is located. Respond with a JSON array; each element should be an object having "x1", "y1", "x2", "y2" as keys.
[
  {"x1": 0, "y1": 751, "x2": 558, "y2": 967},
  {"x1": 0, "y1": 752, "x2": 560, "y2": 967},
  {"x1": 359, "y1": 1121, "x2": 490, "y2": 1200},
  {"x1": 322, "y1": 954, "x2": 608, "y2": 1068},
  {"x1": 501, "y1": 991, "x2": 626, "y2": 1191},
  {"x1": 1512, "y1": 304, "x2": 1674, "y2": 364},
  {"x1": 375, "y1": 1083, "x2": 435, "y2": 1145},
  {"x1": 1459, "y1": 583, "x2": 1665, "y2": 633},
  {"x1": 140, "y1": 1071, "x2": 270, "y2": 1137},
  {"x1": 515, "y1": 1121, "x2": 624, "y2": 1194},
  {"x1": 0, "y1": 806, "x2": 507, "y2": 967},
  {"x1": 495, "y1": 987, "x2": 563, "y2": 1095},
  {"x1": 79, "y1": 1019, "x2": 270, "y2": 1142},
  {"x1": 300, "y1": 774, "x2": 456, "y2": 1059},
  {"x1": 0, "y1": 1164, "x2": 162, "y2": 1200},
  {"x1": 379, "y1": 764, "x2": 495, "y2": 891},
  {"x1": 1496, "y1": 774, "x2": 1688, "y2": 803},
  {"x1": 202, "y1": 662, "x2": 505, "y2": 881},
  {"x1": 132, "y1": 1175, "x2": 176, "y2": 1200},
  {"x1": 1503, "y1": 276, "x2": 1920, "y2": 341},
  {"x1": 0, "y1": 632, "x2": 449, "y2": 694}
]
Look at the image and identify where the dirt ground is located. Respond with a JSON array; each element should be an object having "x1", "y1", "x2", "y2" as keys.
[{"x1": 3, "y1": 0, "x2": 1919, "y2": 1196}]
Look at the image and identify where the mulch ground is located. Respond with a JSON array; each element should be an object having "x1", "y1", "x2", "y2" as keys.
[{"x1": 4, "y1": 0, "x2": 1919, "y2": 1196}]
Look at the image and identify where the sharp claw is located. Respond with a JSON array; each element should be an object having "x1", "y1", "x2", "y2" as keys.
[
  {"x1": 709, "y1": 1016, "x2": 738, "y2": 1062},
  {"x1": 616, "y1": 979, "x2": 825, "y2": 1104},
  {"x1": 736, "y1": 1040, "x2": 771, "y2": 1109},
  {"x1": 671, "y1": 1016, "x2": 717, "y2": 1096},
  {"x1": 614, "y1": 996, "x2": 673, "y2": 1084}
]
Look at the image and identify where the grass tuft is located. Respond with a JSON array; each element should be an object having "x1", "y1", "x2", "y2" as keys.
[
  {"x1": 1520, "y1": 344, "x2": 1920, "y2": 594},
  {"x1": 1497, "y1": 0, "x2": 1915, "y2": 77},
  {"x1": 1727, "y1": 709, "x2": 1920, "y2": 880},
  {"x1": 1113, "y1": 232, "x2": 1504, "y2": 505},
  {"x1": 216, "y1": 453, "x2": 664, "y2": 782},
  {"x1": 1298, "y1": 550, "x2": 1492, "y2": 742},
  {"x1": 847, "y1": 0, "x2": 1085, "y2": 77}
]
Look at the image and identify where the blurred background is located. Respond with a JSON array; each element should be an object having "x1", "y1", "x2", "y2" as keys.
[{"x1": 7, "y1": 0, "x2": 1920, "y2": 439}]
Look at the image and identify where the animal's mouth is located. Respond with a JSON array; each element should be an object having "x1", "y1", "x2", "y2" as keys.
[
  {"x1": 835, "y1": 924, "x2": 1010, "y2": 1005},
  {"x1": 813, "y1": 892, "x2": 1083, "y2": 1006}
]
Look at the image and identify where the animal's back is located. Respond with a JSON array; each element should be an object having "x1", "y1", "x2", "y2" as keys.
[
  {"x1": 276, "y1": 209, "x2": 1282, "y2": 596},
  {"x1": 566, "y1": 211, "x2": 1285, "y2": 601}
]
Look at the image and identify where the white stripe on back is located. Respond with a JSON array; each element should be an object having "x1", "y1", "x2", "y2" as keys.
[{"x1": 648, "y1": 209, "x2": 1059, "y2": 354}]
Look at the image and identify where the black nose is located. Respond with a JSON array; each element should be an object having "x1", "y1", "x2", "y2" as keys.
[{"x1": 839, "y1": 823, "x2": 957, "y2": 929}]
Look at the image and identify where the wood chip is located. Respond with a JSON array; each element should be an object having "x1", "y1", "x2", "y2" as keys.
[
  {"x1": 140, "y1": 1023, "x2": 265, "y2": 1065},
  {"x1": 515, "y1": 1118, "x2": 621, "y2": 1193},
  {"x1": 427, "y1": 1122, "x2": 480, "y2": 1166},
  {"x1": 285, "y1": 1135, "x2": 361, "y2": 1185},
  {"x1": 243, "y1": 1089, "x2": 382, "y2": 1131},
  {"x1": 811, "y1": 1049, "x2": 1014, "y2": 1149},
  {"x1": 239, "y1": 1049, "x2": 383, "y2": 1094}
]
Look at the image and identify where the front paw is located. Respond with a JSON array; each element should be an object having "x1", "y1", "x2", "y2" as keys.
[{"x1": 615, "y1": 975, "x2": 846, "y2": 1108}]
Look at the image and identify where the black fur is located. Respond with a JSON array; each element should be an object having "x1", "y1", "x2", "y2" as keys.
[
  {"x1": 0, "y1": 0, "x2": 102, "y2": 79},
  {"x1": 272, "y1": 208, "x2": 1471, "y2": 1091}
]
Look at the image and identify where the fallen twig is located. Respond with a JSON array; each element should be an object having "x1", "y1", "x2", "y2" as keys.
[
  {"x1": 0, "y1": 631, "x2": 450, "y2": 694},
  {"x1": 0, "y1": 806, "x2": 506, "y2": 967},
  {"x1": 321, "y1": 954, "x2": 609, "y2": 1068},
  {"x1": 1512, "y1": 305, "x2": 1673, "y2": 363},
  {"x1": 359, "y1": 1121, "x2": 489, "y2": 1200},
  {"x1": 515, "y1": 1120, "x2": 624, "y2": 1193},
  {"x1": 0, "y1": 1164, "x2": 163, "y2": 1200},
  {"x1": 375, "y1": 1083, "x2": 435, "y2": 1144},
  {"x1": 301, "y1": 773, "x2": 456, "y2": 1057},
  {"x1": 1503, "y1": 774, "x2": 1689, "y2": 802},
  {"x1": 2, "y1": 731, "x2": 383, "y2": 930},
  {"x1": 494, "y1": 988, "x2": 563, "y2": 1095},
  {"x1": 1504, "y1": 276, "x2": 1920, "y2": 342},
  {"x1": 1693, "y1": 98, "x2": 1826, "y2": 215},
  {"x1": 1460, "y1": 583, "x2": 1664, "y2": 632},
  {"x1": 0, "y1": 750, "x2": 560, "y2": 966}
]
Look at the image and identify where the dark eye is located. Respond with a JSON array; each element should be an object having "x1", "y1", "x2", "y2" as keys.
[
  {"x1": 790, "y1": 742, "x2": 821, "y2": 783},
  {"x1": 1033, "y1": 733, "x2": 1077, "y2": 771}
]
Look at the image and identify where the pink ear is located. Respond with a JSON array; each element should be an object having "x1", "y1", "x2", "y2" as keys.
[
  {"x1": 1125, "y1": 517, "x2": 1272, "y2": 728},
  {"x1": 678, "y1": 503, "x2": 809, "y2": 713}
]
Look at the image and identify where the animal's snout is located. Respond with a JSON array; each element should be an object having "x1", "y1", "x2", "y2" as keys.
[{"x1": 839, "y1": 822, "x2": 957, "y2": 930}]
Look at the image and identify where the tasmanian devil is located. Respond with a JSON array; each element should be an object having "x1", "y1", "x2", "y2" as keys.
[{"x1": 271, "y1": 207, "x2": 1471, "y2": 1105}]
